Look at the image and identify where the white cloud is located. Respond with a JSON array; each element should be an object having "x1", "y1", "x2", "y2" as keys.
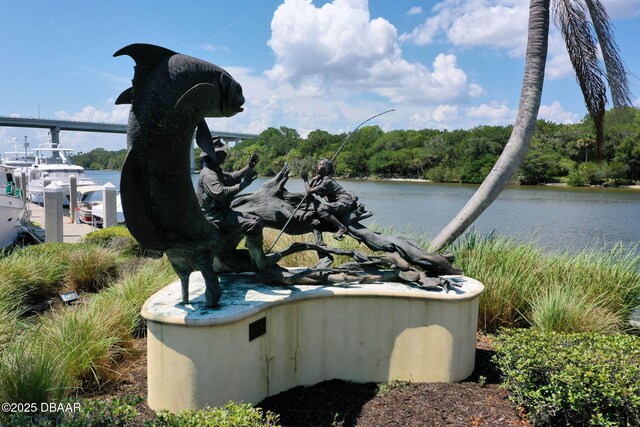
[
  {"x1": 198, "y1": 43, "x2": 230, "y2": 54},
  {"x1": 407, "y1": 6, "x2": 422, "y2": 16},
  {"x1": 265, "y1": 0, "x2": 480, "y2": 105},
  {"x1": 545, "y1": 33, "x2": 574, "y2": 80},
  {"x1": 401, "y1": 0, "x2": 529, "y2": 57},
  {"x1": 469, "y1": 83, "x2": 485, "y2": 98},
  {"x1": 538, "y1": 101, "x2": 581, "y2": 124},
  {"x1": 466, "y1": 102, "x2": 514, "y2": 122},
  {"x1": 432, "y1": 104, "x2": 459, "y2": 122},
  {"x1": 55, "y1": 104, "x2": 129, "y2": 124},
  {"x1": 409, "y1": 108, "x2": 457, "y2": 130},
  {"x1": 400, "y1": 0, "x2": 632, "y2": 81}
]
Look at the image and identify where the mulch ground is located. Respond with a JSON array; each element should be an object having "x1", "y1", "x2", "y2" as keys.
[{"x1": 93, "y1": 334, "x2": 529, "y2": 426}]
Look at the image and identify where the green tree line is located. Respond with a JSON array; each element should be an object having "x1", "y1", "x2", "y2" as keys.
[
  {"x1": 70, "y1": 147, "x2": 127, "y2": 170},
  {"x1": 72, "y1": 107, "x2": 640, "y2": 186},
  {"x1": 226, "y1": 107, "x2": 640, "y2": 186}
]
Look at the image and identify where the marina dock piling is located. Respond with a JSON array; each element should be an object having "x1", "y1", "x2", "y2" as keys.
[
  {"x1": 103, "y1": 182, "x2": 117, "y2": 228},
  {"x1": 44, "y1": 183, "x2": 64, "y2": 242},
  {"x1": 69, "y1": 175, "x2": 77, "y2": 224}
]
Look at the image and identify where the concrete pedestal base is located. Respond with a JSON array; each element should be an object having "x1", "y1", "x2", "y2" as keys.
[{"x1": 141, "y1": 271, "x2": 483, "y2": 412}]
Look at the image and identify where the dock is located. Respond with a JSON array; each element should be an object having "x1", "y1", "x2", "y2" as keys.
[{"x1": 25, "y1": 202, "x2": 96, "y2": 243}]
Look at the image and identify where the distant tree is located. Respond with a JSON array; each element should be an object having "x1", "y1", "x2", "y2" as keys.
[{"x1": 575, "y1": 135, "x2": 595, "y2": 162}]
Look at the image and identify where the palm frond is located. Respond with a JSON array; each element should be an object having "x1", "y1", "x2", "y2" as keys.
[
  {"x1": 553, "y1": 0, "x2": 607, "y2": 157},
  {"x1": 584, "y1": 0, "x2": 633, "y2": 108}
]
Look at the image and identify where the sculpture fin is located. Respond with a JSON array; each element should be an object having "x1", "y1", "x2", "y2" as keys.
[
  {"x1": 114, "y1": 43, "x2": 177, "y2": 93},
  {"x1": 115, "y1": 87, "x2": 134, "y2": 105},
  {"x1": 175, "y1": 83, "x2": 217, "y2": 111},
  {"x1": 113, "y1": 43, "x2": 176, "y2": 65}
]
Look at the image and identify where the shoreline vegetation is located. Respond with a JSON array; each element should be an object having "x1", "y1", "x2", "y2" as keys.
[
  {"x1": 71, "y1": 107, "x2": 640, "y2": 189},
  {"x1": 1, "y1": 226, "x2": 639, "y2": 425},
  {"x1": 347, "y1": 176, "x2": 640, "y2": 190}
]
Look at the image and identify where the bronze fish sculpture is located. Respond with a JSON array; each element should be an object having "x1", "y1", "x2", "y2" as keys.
[{"x1": 114, "y1": 43, "x2": 245, "y2": 307}]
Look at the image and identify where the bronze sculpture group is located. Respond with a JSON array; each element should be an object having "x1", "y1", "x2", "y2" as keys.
[{"x1": 115, "y1": 43, "x2": 461, "y2": 308}]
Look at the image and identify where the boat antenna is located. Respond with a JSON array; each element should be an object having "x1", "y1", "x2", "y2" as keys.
[{"x1": 266, "y1": 108, "x2": 395, "y2": 253}]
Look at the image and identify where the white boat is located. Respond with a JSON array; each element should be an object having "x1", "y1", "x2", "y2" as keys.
[
  {"x1": 76, "y1": 185, "x2": 125, "y2": 226},
  {"x1": 25, "y1": 145, "x2": 96, "y2": 205},
  {"x1": 2, "y1": 143, "x2": 35, "y2": 169},
  {"x1": 0, "y1": 165, "x2": 27, "y2": 248}
]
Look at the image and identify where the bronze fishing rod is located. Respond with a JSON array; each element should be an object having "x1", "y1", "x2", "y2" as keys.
[{"x1": 266, "y1": 108, "x2": 395, "y2": 253}]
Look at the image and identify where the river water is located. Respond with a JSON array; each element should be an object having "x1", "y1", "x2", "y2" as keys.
[{"x1": 87, "y1": 170, "x2": 640, "y2": 254}]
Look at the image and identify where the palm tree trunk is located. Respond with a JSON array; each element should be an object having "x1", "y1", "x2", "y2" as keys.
[{"x1": 428, "y1": 0, "x2": 550, "y2": 252}]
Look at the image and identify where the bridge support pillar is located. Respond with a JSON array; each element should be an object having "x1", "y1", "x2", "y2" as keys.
[{"x1": 49, "y1": 126, "x2": 60, "y2": 147}]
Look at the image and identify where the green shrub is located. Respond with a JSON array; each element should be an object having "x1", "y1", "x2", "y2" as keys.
[
  {"x1": 377, "y1": 379, "x2": 410, "y2": 396},
  {"x1": 83, "y1": 226, "x2": 142, "y2": 256},
  {"x1": 1, "y1": 396, "x2": 281, "y2": 427},
  {"x1": 154, "y1": 401, "x2": 281, "y2": 427},
  {"x1": 60, "y1": 395, "x2": 143, "y2": 427},
  {"x1": 494, "y1": 329, "x2": 640, "y2": 426},
  {"x1": 0, "y1": 395, "x2": 143, "y2": 427}
]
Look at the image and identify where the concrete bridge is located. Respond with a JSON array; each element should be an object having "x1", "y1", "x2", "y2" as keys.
[{"x1": 0, "y1": 116, "x2": 258, "y2": 145}]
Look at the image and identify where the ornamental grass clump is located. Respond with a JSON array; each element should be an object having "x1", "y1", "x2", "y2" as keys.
[
  {"x1": 0, "y1": 257, "x2": 176, "y2": 402},
  {"x1": 62, "y1": 244, "x2": 120, "y2": 292},
  {"x1": 261, "y1": 229, "x2": 318, "y2": 267},
  {"x1": 453, "y1": 233, "x2": 545, "y2": 330},
  {"x1": 33, "y1": 257, "x2": 176, "y2": 388},
  {"x1": 35, "y1": 305, "x2": 127, "y2": 387},
  {"x1": 0, "y1": 288, "x2": 23, "y2": 349},
  {"x1": 453, "y1": 233, "x2": 640, "y2": 333},
  {"x1": 0, "y1": 243, "x2": 71, "y2": 304},
  {"x1": 90, "y1": 257, "x2": 176, "y2": 334},
  {"x1": 552, "y1": 243, "x2": 640, "y2": 317},
  {"x1": 494, "y1": 329, "x2": 640, "y2": 426},
  {"x1": 0, "y1": 336, "x2": 71, "y2": 404},
  {"x1": 529, "y1": 283, "x2": 622, "y2": 333},
  {"x1": 0, "y1": 242, "x2": 126, "y2": 308}
]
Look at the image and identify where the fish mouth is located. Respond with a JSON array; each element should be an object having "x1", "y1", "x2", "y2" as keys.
[
  {"x1": 223, "y1": 105, "x2": 244, "y2": 117},
  {"x1": 224, "y1": 90, "x2": 245, "y2": 117}
]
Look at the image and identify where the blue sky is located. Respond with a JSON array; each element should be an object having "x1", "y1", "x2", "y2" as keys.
[{"x1": 1, "y1": 0, "x2": 639, "y2": 154}]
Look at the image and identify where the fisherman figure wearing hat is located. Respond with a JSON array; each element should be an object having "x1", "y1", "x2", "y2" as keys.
[{"x1": 196, "y1": 140, "x2": 268, "y2": 269}]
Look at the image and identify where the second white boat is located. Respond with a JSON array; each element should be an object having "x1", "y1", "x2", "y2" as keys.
[{"x1": 26, "y1": 145, "x2": 96, "y2": 205}]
